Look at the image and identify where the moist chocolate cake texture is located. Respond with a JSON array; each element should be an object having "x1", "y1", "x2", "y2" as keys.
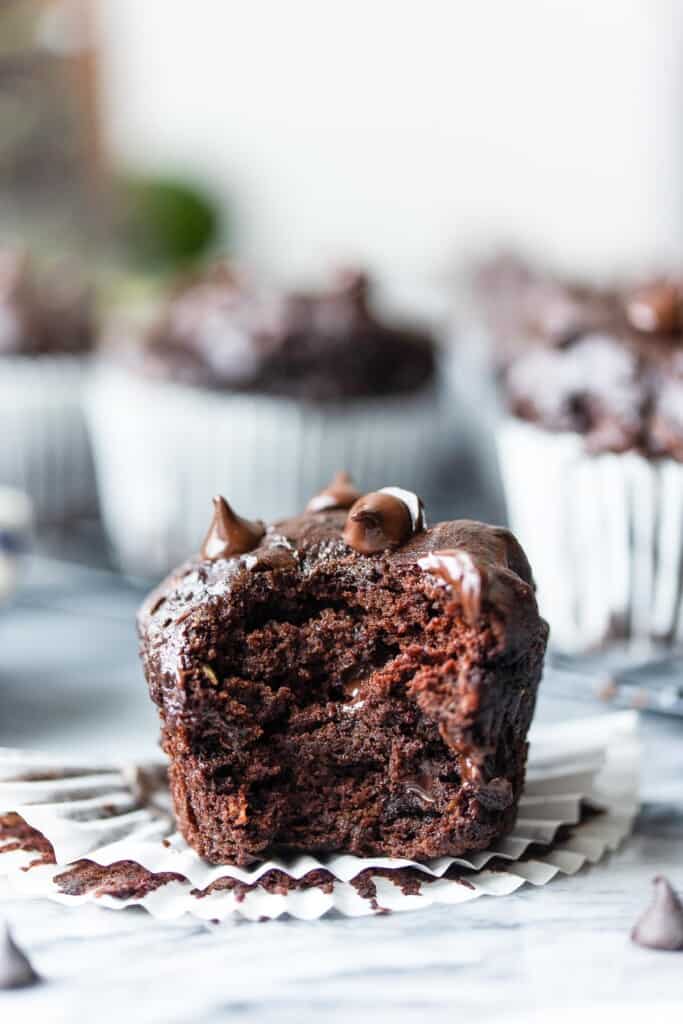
[
  {"x1": 475, "y1": 254, "x2": 683, "y2": 461},
  {"x1": 138, "y1": 479, "x2": 548, "y2": 867}
]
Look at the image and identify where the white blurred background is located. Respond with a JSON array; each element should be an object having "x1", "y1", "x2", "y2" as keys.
[{"x1": 95, "y1": 0, "x2": 683, "y2": 285}]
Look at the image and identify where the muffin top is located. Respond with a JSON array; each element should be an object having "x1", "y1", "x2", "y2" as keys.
[
  {"x1": 475, "y1": 254, "x2": 683, "y2": 461},
  {"x1": 139, "y1": 477, "x2": 544, "y2": 677},
  {"x1": 0, "y1": 250, "x2": 94, "y2": 358},
  {"x1": 133, "y1": 265, "x2": 436, "y2": 400}
]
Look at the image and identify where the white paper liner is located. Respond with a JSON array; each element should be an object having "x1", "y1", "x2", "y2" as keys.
[
  {"x1": 0, "y1": 487, "x2": 32, "y2": 603},
  {"x1": 86, "y1": 365, "x2": 448, "y2": 578},
  {"x1": 0, "y1": 356, "x2": 96, "y2": 523},
  {"x1": 0, "y1": 712, "x2": 639, "y2": 920},
  {"x1": 497, "y1": 417, "x2": 683, "y2": 654}
]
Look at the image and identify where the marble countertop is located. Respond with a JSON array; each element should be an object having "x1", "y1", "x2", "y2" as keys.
[{"x1": 1, "y1": 556, "x2": 682, "y2": 1023}]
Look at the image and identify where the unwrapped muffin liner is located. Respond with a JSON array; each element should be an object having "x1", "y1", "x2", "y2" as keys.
[
  {"x1": 86, "y1": 366, "x2": 448, "y2": 578},
  {"x1": 497, "y1": 417, "x2": 683, "y2": 654},
  {"x1": 0, "y1": 712, "x2": 639, "y2": 921},
  {"x1": 0, "y1": 356, "x2": 95, "y2": 523}
]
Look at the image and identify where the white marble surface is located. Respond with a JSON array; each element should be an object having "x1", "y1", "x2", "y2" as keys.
[{"x1": 1, "y1": 557, "x2": 682, "y2": 1023}]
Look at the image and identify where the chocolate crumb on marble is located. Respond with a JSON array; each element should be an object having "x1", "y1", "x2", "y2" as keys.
[
  {"x1": 631, "y1": 876, "x2": 683, "y2": 951},
  {"x1": 138, "y1": 486, "x2": 548, "y2": 867},
  {"x1": 0, "y1": 923, "x2": 40, "y2": 989}
]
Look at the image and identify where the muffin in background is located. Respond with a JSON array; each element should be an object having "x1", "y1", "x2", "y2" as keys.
[
  {"x1": 0, "y1": 250, "x2": 96, "y2": 523},
  {"x1": 88, "y1": 266, "x2": 446, "y2": 578},
  {"x1": 477, "y1": 255, "x2": 683, "y2": 653}
]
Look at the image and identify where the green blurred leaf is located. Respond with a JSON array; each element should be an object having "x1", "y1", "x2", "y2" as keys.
[{"x1": 118, "y1": 174, "x2": 222, "y2": 272}]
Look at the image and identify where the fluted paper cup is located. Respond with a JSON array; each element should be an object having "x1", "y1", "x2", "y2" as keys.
[
  {"x1": 0, "y1": 712, "x2": 640, "y2": 921},
  {"x1": 497, "y1": 417, "x2": 683, "y2": 654},
  {"x1": 0, "y1": 356, "x2": 95, "y2": 524},
  {"x1": 86, "y1": 365, "x2": 447, "y2": 578}
]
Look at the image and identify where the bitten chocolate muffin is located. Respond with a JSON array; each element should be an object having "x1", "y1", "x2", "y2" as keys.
[
  {"x1": 136, "y1": 265, "x2": 436, "y2": 400},
  {"x1": 138, "y1": 480, "x2": 548, "y2": 866}
]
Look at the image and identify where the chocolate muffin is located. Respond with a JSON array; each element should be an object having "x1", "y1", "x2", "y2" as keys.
[
  {"x1": 138, "y1": 265, "x2": 436, "y2": 400},
  {"x1": 90, "y1": 266, "x2": 445, "y2": 577},
  {"x1": 0, "y1": 250, "x2": 95, "y2": 522},
  {"x1": 0, "y1": 250, "x2": 93, "y2": 358},
  {"x1": 475, "y1": 254, "x2": 683, "y2": 651},
  {"x1": 476, "y1": 255, "x2": 683, "y2": 460},
  {"x1": 138, "y1": 481, "x2": 548, "y2": 866}
]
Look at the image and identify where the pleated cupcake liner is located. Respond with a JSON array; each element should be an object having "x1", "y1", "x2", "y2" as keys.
[
  {"x1": 0, "y1": 486, "x2": 32, "y2": 603},
  {"x1": 0, "y1": 356, "x2": 96, "y2": 524},
  {"x1": 0, "y1": 711, "x2": 639, "y2": 921},
  {"x1": 85, "y1": 366, "x2": 449, "y2": 579},
  {"x1": 497, "y1": 417, "x2": 683, "y2": 654}
]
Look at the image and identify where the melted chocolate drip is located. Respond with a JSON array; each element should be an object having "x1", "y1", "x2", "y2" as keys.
[
  {"x1": 417, "y1": 549, "x2": 486, "y2": 624},
  {"x1": 0, "y1": 924, "x2": 40, "y2": 989},
  {"x1": 343, "y1": 490, "x2": 418, "y2": 554},
  {"x1": 200, "y1": 496, "x2": 265, "y2": 561},
  {"x1": 306, "y1": 471, "x2": 362, "y2": 513},
  {"x1": 631, "y1": 876, "x2": 683, "y2": 951}
]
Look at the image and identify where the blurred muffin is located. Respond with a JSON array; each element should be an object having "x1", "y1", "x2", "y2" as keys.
[
  {"x1": 479, "y1": 256, "x2": 683, "y2": 652},
  {"x1": 0, "y1": 250, "x2": 96, "y2": 523},
  {"x1": 87, "y1": 265, "x2": 445, "y2": 577}
]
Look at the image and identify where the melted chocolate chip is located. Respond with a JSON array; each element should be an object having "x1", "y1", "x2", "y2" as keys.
[
  {"x1": 306, "y1": 471, "x2": 362, "y2": 513},
  {"x1": 417, "y1": 549, "x2": 486, "y2": 625},
  {"x1": 343, "y1": 490, "x2": 421, "y2": 554},
  {"x1": 404, "y1": 775, "x2": 436, "y2": 805},
  {"x1": 200, "y1": 496, "x2": 265, "y2": 561},
  {"x1": 625, "y1": 281, "x2": 682, "y2": 334},
  {"x1": 631, "y1": 876, "x2": 683, "y2": 951},
  {"x1": 0, "y1": 924, "x2": 40, "y2": 989},
  {"x1": 340, "y1": 679, "x2": 366, "y2": 714}
]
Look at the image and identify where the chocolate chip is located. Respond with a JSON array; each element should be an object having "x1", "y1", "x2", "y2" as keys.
[
  {"x1": 343, "y1": 490, "x2": 419, "y2": 554},
  {"x1": 0, "y1": 923, "x2": 40, "y2": 989},
  {"x1": 306, "y1": 471, "x2": 362, "y2": 513},
  {"x1": 631, "y1": 876, "x2": 683, "y2": 950},
  {"x1": 625, "y1": 281, "x2": 681, "y2": 334},
  {"x1": 200, "y1": 496, "x2": 265, "y2": 561}
]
